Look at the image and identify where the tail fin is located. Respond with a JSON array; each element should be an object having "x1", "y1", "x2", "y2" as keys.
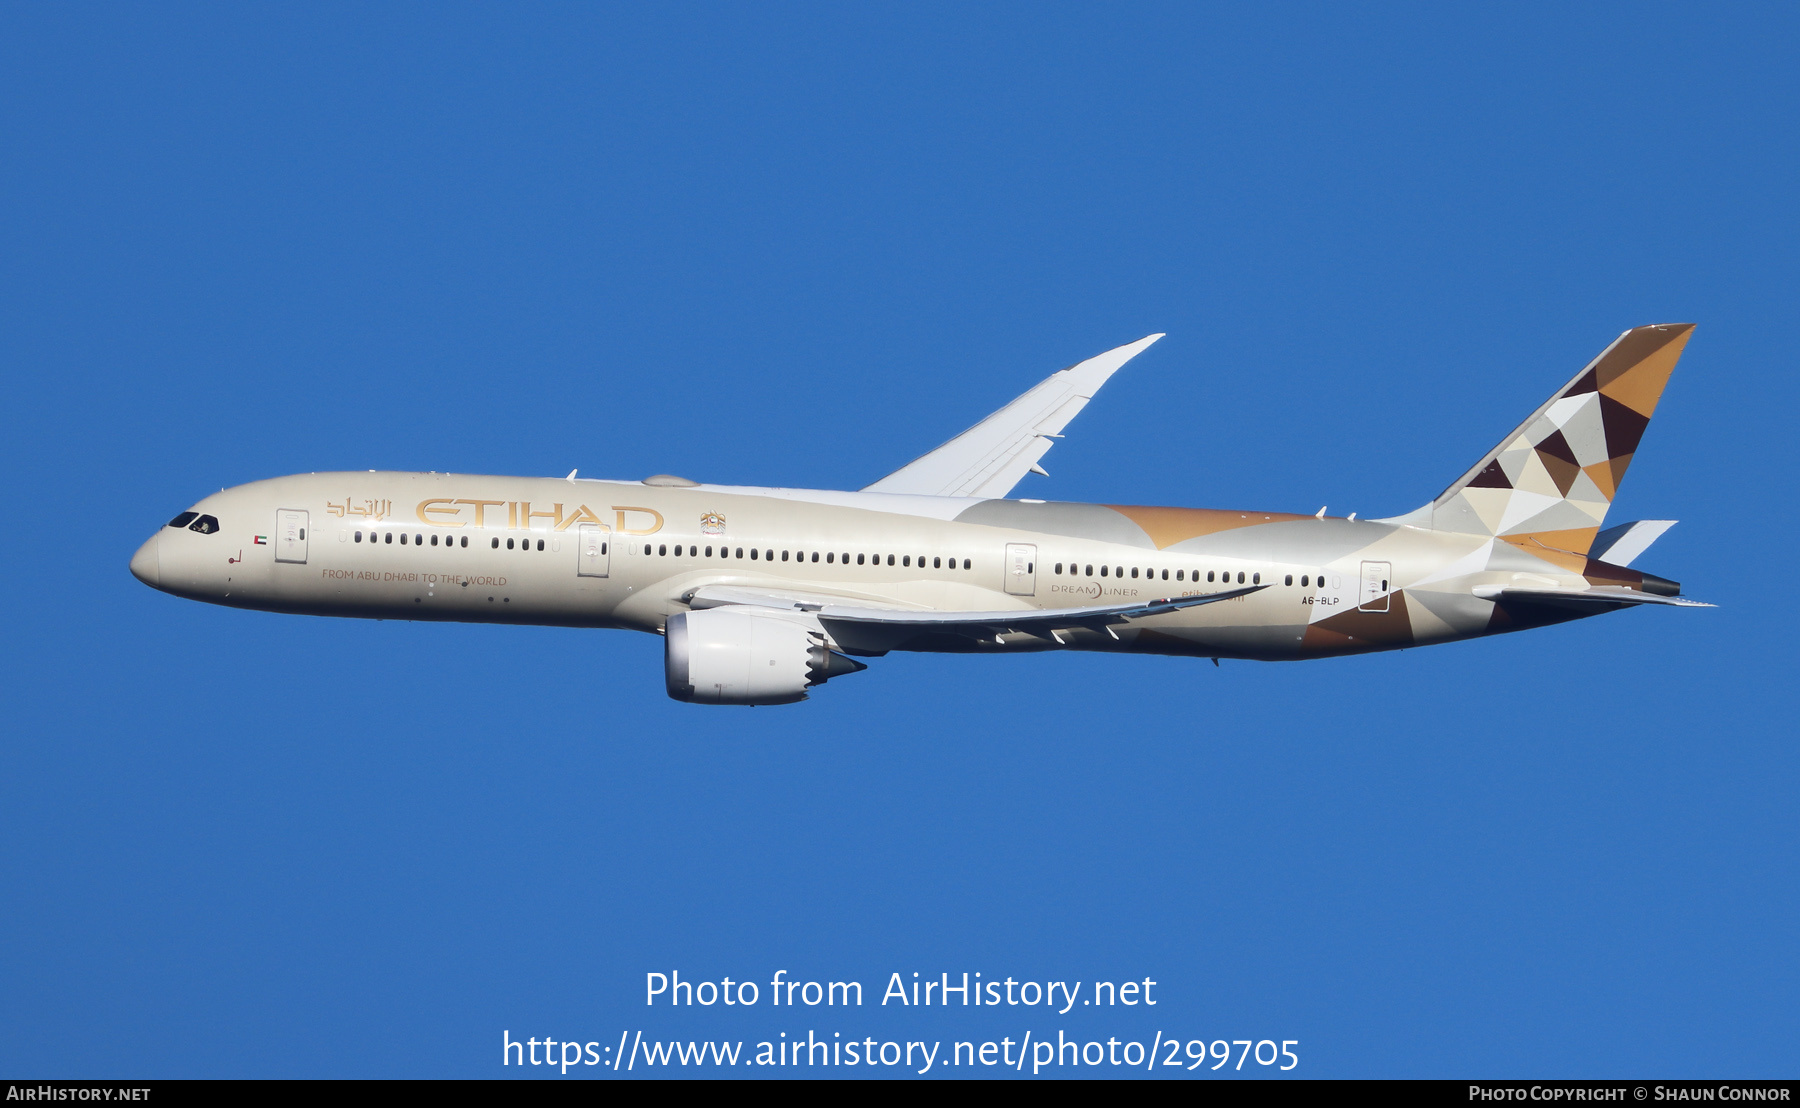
[{"x1": 1389, "y1": 323, "x2": 1695, "y2": 556}]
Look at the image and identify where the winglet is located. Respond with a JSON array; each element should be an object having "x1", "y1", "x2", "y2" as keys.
[{"x1": 862, "y1": 334, "x2": 1164, "y2": 499}]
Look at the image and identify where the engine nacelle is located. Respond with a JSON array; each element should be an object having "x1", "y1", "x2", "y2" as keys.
[{"x1": 665, "y1": 608, "x2": 867, "y2": 705}]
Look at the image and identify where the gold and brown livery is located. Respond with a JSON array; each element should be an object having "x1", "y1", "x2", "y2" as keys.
[{"x1": 131, "y1": 325, "x2": 1707, "y2": 704}]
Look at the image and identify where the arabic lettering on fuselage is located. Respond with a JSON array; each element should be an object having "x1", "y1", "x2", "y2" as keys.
[{"x1": 325, "y1": 498, "x2": 393, "y2": 521}]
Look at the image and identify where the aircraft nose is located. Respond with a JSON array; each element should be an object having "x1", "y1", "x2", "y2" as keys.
[{"x1": 130, "y1": 533, "x2": 161, "y2": 588}]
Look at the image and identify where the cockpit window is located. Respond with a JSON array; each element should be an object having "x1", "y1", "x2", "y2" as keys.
[
  {"x1": 188, "y1": 514, "x2": 221, "y2": 534},
  {"x1": 167, "y1": 511, "x2": 199, "y2": 529}
]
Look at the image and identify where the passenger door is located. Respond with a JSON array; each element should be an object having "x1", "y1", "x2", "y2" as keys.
[
  {"x1": 1004, "y1": 543, "x2": 1037, "y2": 596},
  {"x1": 1358, "y1": 560, "x2": 1391, "y2": 612},
  {"x1": 577, "y1": 523, "x2": 611, "y2": 578},
  {"x1": 275, "y1": 509, "x2": 308, "y2": 564}
]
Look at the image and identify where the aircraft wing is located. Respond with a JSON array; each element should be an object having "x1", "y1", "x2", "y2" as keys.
[
  {"x1": 687, "y1": 581, "x2": 1266, "y2": 637},
  {"x1": 1472, "y1": 585, "x2": 1713, "y2": 609},
  {"x1": 861, "y1": 334, "x2": 1164, "y2": 499}
]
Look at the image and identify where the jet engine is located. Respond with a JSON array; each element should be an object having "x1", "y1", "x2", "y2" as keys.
[{"x1": 665, "y1": 608, "x2": 868, "y2": 705}]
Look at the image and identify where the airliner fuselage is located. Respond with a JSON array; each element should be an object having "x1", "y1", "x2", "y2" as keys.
[{"x1": 131, "y1": 325, "x2": 1706, "y2": 703}]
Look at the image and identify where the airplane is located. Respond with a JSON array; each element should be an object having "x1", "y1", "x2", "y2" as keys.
[{"x1": 131, "y1": 324, "x2": 1708, "y2": 705}]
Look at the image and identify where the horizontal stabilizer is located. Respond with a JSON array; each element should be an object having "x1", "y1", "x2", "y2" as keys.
[
  {"x1": 1471, "y1": 584, "x2": 1712, "y2": 609},
  {"x1": 862, "y1": 334, "x2": 1163, "y2": 499},
  {"x1": 1588, "y1": 520, "x2": 1676, "y2": 567}
]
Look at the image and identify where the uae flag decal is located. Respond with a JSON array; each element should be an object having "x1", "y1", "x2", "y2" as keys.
[{"x1": 253, "y1": 535, "x2": 267, "y2": 545}]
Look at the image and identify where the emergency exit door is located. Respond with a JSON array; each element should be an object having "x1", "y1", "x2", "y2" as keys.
[
  {"x1": 1004, "y1": 543, "x2": 1037, "y2": 596},
  {"x1": 275, "y1": 509, "x2": 308, "y2": 564},
  {"x1": 1358, "y1": 560, "x2": 1391, "y2": 612},
  {"x1": 577, "y1": 524, "x2": 611, "y2": 577}
]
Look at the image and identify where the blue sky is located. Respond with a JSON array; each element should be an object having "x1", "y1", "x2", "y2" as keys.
[{"x1": 1, "y1": 2, "x2": 1796, "y2": 1078}]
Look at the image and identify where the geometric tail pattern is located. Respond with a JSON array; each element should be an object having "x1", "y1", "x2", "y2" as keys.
[{"x1": 1423, "y1": 323, "x2": 1695, "y2": 558}]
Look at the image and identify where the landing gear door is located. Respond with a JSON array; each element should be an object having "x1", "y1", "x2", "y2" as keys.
[
  {"x1": 1004, "y1": 543, "x2": 1037, "y2": 596},
  {"x1": 577, "y1": 523, "x2": 611, "y2": 578},
  {"x1": 1358, "y1": 560, "x2": 1391, "y2": 612},
  {"x1": 275, "y1": 509, "x2": 308, "y2": 564}
]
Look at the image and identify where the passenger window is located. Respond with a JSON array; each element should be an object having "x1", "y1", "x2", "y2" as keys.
[
  {"x1": 933, "y1": 557, "x2": 941, "y2": 568},
  {"x1": 354, "y1": 531, "x2": 363, "y2": 543},
  {"x1": 885, "y1": 554, "x2": 893, "y2": 566},
  {"x1": 782, "y1": 550, "x2": 790, "y2": 562},
  {"x1": 537, "y1": 540, "x2": 545, "y2": 551},
  {"x1": 1238, "y1": 571, "x2": 1246, "y2": 584},
  {"x1": 766, "y1": 550, "x2": 773, "y2": 561},
  {"x1": 506, "y1": 538, "x2": 513, "y2": 549},
  {"x1": 660, "y1": 544, "x2": 668, "y2": 556},
  {"x1": 1054, "y1": 563, "x2": 1062, "y2": 574},
  {"x1": 189, "y1": 515, "x2": 220, "y2": 534},
  {"x1": 1175, "y1": 569, "x2": 1183, "y2": 581},
  {"x1": 1115, "y1": 566, "x2": 1122, "y2": 577},
  {"x1": 384, "y1": 532, "x2": 393, "y2": 544},
  {"x1": 1206, "y1": 571, "x2": 1214, "y2": 582},
  {"x1": 168, "y1": 511, "x2": 200, "y2": 529},
  {"x1": 1085, "y1": 564, "x2": 1093, "y2": 576},
  {"x1": 1100, "y1": 566, "x2": 1108, "y2": 577},
  {"x1": 964, "y1": 559, "x2": 971, "y2": 570},
  {"x1": 1253, "y1": 573, "x2": 1261, "y2": 584},
  {"x1": 735, "y1": 547, "x2": 744, "y2": 558},
  {"x1": 1130, "y1": 568, "x2": 1139, "y2": 579},
  {"x1": 902, "y1": 555, "x2": 910, "y2": 567},
  {"x1": 826, "y1": 552, "x2": 834, "y2": 563},
  {"x1": 490, "y1": 537, "x2": 498, "y2": 548},
  {"x1": 414, "y1": 535, "x2": 420, "y2": 544},
  {"x1": 1162, "y1": 569, "x2": 1169, "y2": 580},
  {"x1": 1284, "y1": 574, "x2": 1292, "y2": 586},
  {"x1": 460, "y1": 536, "x2": 468, "y2": 548},
  {"x1": 704, "y1": 545, "x2": 712, "y2": 557}
]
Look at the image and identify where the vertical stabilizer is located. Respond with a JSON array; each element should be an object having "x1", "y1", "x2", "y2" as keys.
[{"x1": 1389, "y1": 324, "x2": 1694, "y2": 557}]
